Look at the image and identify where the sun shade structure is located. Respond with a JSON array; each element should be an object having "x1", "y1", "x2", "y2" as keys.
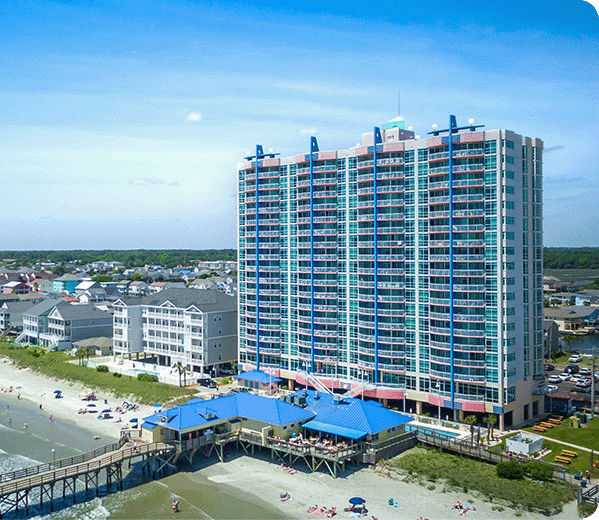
[{"x1": 234, "y1": 370, "x2": 282, "y2": 384}]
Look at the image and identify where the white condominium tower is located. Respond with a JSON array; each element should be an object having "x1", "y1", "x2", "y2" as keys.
[{"x1": 237, "y1": 115, "x2": 543, "y2": 429}]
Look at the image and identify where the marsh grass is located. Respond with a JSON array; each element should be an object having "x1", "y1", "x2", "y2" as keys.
[
  {"x1": 0, "y1": 341, "x2": 194, "y2": 405},
  {"x1": 380, "y1": 447, "x2": 577, "y2": 511}
]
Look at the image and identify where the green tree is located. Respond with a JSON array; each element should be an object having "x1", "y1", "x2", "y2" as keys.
[
  {"x1": 51, "y1": 265, "x2": 68, "y2": 276},
  {"x1": 76, "y1": 348, "x2": 87, "y2": 366},
  {"x1": 484, "y1": 414, "x2": 497, "y2": 441},
  {"x1": 172, "y1": 362, "x2": 188, "y2": 387},
  {"x1": 463, "y1": 415, "x2": 477, "y2": 445}
]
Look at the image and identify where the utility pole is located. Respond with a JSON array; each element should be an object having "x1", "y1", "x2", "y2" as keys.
[{"x1": 592, "y1": 345, "x2": 596, "y2": 420}]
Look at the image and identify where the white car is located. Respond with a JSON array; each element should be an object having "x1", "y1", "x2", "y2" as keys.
[
  {"x1": 576, "y1": 379, "x2": 591, "y2": 388},
  {"x1": 548, "y1": 375, "x2": 562, "y2": 384},
  {"x1": 579, "y1": 368, "x2": 592, "y2": 375},
  {"x1": 558, "y1": 373, "x2": 572, "y2": 381},
  {"x1": 570, "y1": 376, "x2": 586, "y2": 385},
  {"x1": 546, "y1": 384, "x2": 558, "y2": 393},
  {"x1": 569, "y1": 355, "x2": 583, "y2": 363}
]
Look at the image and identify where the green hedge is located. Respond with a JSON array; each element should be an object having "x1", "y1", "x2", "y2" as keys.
[{"x1": 497, "y1": 461, "x2": 525, "y2": 480}]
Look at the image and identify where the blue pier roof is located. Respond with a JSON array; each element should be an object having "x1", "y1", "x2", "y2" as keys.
[
  {"x1": 291, "y1": 390, "x2": 412, "y2": 436},
  {"x1": 142, "y1": 392, "x2": 313, "y2": 432}
]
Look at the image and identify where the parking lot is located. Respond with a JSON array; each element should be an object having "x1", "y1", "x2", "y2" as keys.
[{"x1": 545, "y1": 362, "x2": 598, "y2": 400}]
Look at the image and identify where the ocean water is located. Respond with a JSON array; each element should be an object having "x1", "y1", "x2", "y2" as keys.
[{"x1": 0, "y1": 397, "x2": 284, "y2": 520}]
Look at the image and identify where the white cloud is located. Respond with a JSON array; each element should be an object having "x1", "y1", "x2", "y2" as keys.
[
  {"x1": 129, "y1": 177, "x2": 165, "y2": 186},
  {"x1": 186, "y1": 111, "x2": 202, "y2": 122},
  {"x1": 299, "y1": 128, "x2": 318, "y2": 135}
]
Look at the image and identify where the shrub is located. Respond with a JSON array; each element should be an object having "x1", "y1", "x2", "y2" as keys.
[
  {"x1": 137, "y1": 373, "x2": 158, "y2": 382},
  {"x1": 497, "y1": 461, "x2": 525, "y2": 480},
  {"x1": 113, "y1": 372, "x2": 122, "y2": 378},
  {"x1": 96, "y1": 365, "x2": 109, "y2": 373},
  {"x1": 524, "y1": 461, "x2": 553, "y2": 481}
]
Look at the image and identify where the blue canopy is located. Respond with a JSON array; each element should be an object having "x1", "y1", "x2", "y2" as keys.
[
  {"x1": 302, "y1": 420, "x2": 367, "y2": 440},
  {"x1": 234, "y1": 370, "x2": 281, "y2": 384}
]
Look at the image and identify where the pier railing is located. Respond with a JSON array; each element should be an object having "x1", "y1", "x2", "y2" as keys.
[
  {"x1": 0, "y1": 436, "x2": 128, "y2": 484},
  {"x1": 0, "y1": 441, "x2": 172, "y2": 496}
]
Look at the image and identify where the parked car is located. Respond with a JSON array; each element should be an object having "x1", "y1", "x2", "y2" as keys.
[
  {"x1": 558, "y1": 373, "x2": 572, "y2": 381},
  {"x1": 576, "y1": 379, "x2": 591, "y2": 388},
  {"x1": 546, "y1": 384, "x2": 558, "y2": 393},
  {"x1": 565, "y1": 364, "x2": 580, "y2": 374},
  {"x1": 579, "y1": 367, "x2": 592, "y2": 375},
  {"x1": 219, "y1": 368, "x2": 235, "y2": 376},
  {"x1": 198, "y1": 378, "x2": 217, "y2": 388},
  {"x1": 570, "y1": 376, "x2": 587, "y2": 385},
  {"x1": 544, "y1": 363, "x2": 555, "y2": 371},
  {"x1": 548, "y1": 375, "x2": 562, "y2": 384},
  {"x1": 568, "y1": 355, "x2": 583, "y2": 363}
]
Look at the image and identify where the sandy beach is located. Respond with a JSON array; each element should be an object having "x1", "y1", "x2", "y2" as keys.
[
  {"x1": 196, "y1": 453, "x2": 581, "y2": 520},
  {"x1": 0, "y1": 356, "x2": 584, "y2": 520},
  {"x1": 0, "y1": 356, "x2": 157, "y2": 441}
]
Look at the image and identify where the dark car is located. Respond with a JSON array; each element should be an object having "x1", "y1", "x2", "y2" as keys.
[
  {"x1": 198, "y1": 378, "x2": 217, "y2": 388},
  {"x1": 565, "y1": 365, "x2": 580, "y2": 374},
  {"x1": 544, "y1": 363, "x2": 555, "y2": 371}
]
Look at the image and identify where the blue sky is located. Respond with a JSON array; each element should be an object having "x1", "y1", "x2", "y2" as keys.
[{"x1": 1, "y1": 0, "x2": 597, "y2": 250}]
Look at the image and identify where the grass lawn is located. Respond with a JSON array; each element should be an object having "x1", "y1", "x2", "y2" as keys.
[
  {"x1": 539, "y1": 438, "x2": 592, "y2": 476},
  {"x1": 379, "y1": 446, "x2": 577, "y2": 512},
  {"x1": 523, "y1": 417, "x2": 599, "y2": 452},
  {"x1": 0, "y1": 341, "x2": 195, "y2": 405}
]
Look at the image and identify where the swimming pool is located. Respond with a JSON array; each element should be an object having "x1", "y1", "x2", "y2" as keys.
[
  {"x1": 130, "y1": 369, "x2": 160, "y2": 378},
  {"x1": 405, "y1": 424, "x2": 462, "y2": 441}
]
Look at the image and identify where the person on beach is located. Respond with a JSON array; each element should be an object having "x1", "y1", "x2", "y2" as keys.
[
  {"x1": 24, "y1": 422, "x2": 27, "y2": 428},
  {"x1": 172, "y1": 499, "x2": 179, "y2": 512},
  {"x1": 133, "y1": 440, "x2": 138, "y2": 452},
  {"x1": 49, "y1": 414, "x2": 53, "y2": 421}
]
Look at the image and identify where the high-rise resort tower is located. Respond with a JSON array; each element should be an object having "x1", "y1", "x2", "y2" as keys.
[{"x1": 237, "y1": 115, "x2": 543, "y2": 430}]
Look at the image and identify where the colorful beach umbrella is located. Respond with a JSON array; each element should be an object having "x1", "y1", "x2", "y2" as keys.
[{"x1": 349, "y1": 497, "x2": 365, "y2": 505}]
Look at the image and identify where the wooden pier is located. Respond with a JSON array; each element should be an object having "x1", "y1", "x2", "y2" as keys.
[{"x1": 0, "y1": 436, "x2": 174, "y2": 518}]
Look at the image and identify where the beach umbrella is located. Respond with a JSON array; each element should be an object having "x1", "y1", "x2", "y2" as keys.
[
  {"x1": 153, "y1": 404, "x2": 162, "y2": 408},
  {"x1": 349, "y1": 497, "x2": 365, "y2": 505},
  {"x1": 53, "y1": 390, "x2": 62, "y2": 394},
  {"x1": 130, "y1": 418, "x2": 138, "y2": 423},
  {"x1": 101, "y1": 409, "x2": 111, "y2": 413},
  {"x1": 87, "y1": 403, "x2": 96, "y2": 407}
]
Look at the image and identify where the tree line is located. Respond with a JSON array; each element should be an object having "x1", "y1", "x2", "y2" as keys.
[
  {"x1": 3, "y1": 247, "x2": 599, "y2": 271},
  {"x1": 0, "y1": 249, "x2": 236, "y2": 269},
  {"x1": 543, "y1": 248, "x2": 599, "y2": 270}
]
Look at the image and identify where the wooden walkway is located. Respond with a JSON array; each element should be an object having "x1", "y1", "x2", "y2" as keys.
[
  {"x1": 415, "y1": 431, "x2": 569, "y2": 482},
  {"x1": 0, "y1": 437, "x2": 174, "y2": 518}
]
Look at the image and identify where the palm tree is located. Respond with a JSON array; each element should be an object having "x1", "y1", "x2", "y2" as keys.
[
  {"x1": 485, "y1": 414, "x2": 497, "y2": 442},
  {"x1": 463, "y1": 415, "x2": 476, "y2": 445},
  {"x1": 562, "y1": 334, "x2": 575, "y2": 353},
  {"x1": 76, "y1": 348, "x2": 87, "y2": 366},
  {"x1": 172, "y1": 362, "x2": 187, "y2": 387}
]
